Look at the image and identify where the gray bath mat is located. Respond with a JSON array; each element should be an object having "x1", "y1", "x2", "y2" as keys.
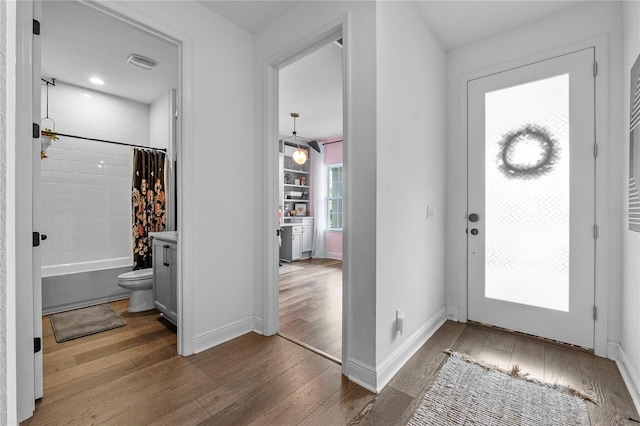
[{"x1": 50, "y1": 304, "x2": 127, "y2": 343}]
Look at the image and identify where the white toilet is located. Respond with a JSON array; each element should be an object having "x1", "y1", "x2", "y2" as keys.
[{"x1": 117, "y1": 269, "x2": 154, "y2": 312}]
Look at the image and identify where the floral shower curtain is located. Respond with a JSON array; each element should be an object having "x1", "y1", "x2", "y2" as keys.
[{"x1": 132, "y1": 148, "x2": 167, "y2": 269}]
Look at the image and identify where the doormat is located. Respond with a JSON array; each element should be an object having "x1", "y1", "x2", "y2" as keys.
[
  {"x1": 279, "y1": 263, "x2": 304, "y2": 275},
  {"x1": 50, "y1": 304, "x2": 127, "y2": 343},
  {"x1": 408, "y1": 351, "x2": 594, "y2": 426}
]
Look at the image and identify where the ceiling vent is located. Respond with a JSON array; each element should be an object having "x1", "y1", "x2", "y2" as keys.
[{"x1": 126, "y1": 54, "x2": 158, "y2": 71}]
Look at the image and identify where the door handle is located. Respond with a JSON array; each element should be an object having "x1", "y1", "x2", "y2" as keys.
[
  {"x1": 469, "y1": 213, "x2": 480, "y2": 222},
  {"x1": 163, "y1": 245, "x2": 170, "y2": 266}
]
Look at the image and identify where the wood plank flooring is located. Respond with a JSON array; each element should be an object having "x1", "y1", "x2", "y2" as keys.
[
  {"x1": 279, "y1": 258, "x2": 342, "y2": 359},
  {"x1": 22, "y1": 300, "x2": 637, "y2": 425}
]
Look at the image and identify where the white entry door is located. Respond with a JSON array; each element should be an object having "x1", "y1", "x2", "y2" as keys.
[{"x1": 467, "y1": 48, "x2": 596, "y2": 349}]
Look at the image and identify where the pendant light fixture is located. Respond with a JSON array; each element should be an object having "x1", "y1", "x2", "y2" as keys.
[
  {"x1": 40, "y1": 78, "x2": 59, "y2": 159},
  {"x1": 290, "y1": 113, "x2": 307, "y2": 165}
]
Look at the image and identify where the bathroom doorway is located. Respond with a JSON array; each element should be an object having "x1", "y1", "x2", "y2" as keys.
[
  {"x1": 37, "y1": 0, "x2": 180, "y2": 385},
  {"x1": 277, "y1": 39, "x2": 344, "y2": 362}
]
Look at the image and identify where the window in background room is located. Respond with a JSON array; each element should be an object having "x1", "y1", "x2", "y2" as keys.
[{"x1": 327, "y1": 164, "x2": 343, "y2": 230}]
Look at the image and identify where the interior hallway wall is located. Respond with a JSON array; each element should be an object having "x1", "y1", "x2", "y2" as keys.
[
  {"x1": 376, "y1": 0, "x2": 447, "y2": 386},
  {"x1": 111, "y1": 0, "x2": 254, "y2": 353},
  {"x1": 445, "y1": 1, "x2": 623, "y2": 350},
  {"x1": 622, "y1": 0, "x2": 640, "y2": 409},
  {"x1": 0, "y1": 0, "x2": 8, "y2": 421},
  {"x1": 253, "y1": 0, "x2": 378, "y2": 388}
]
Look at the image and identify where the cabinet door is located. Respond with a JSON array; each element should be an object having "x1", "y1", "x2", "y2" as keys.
[
  {"x1": 153, "y1": 241, "x2": 171, "y2": 314},
  {"x1": 302, "y1": 226, "x2": 314, "y2": 253},
  {"x1": 292, "y1": 232, "x2": 303, "y2": 260},
  {"x1": 168, "y1": 244, "x2": 178, "y2": 323}
]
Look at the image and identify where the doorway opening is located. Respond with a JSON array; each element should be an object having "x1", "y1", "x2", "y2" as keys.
[
  {"x1": 276, "y1": 39, "x2": 344, "y2": 362},
  {"x1": 36, "y1": 0, "x2": 181, "y2": 400}
]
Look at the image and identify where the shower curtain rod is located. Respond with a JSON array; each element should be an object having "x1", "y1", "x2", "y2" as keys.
[{"x1": 42, "y1": 131, "x2": 167, "y2": 152}]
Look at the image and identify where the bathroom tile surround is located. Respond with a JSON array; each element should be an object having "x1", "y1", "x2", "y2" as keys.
[{"x1": 39, "y1": 81, "x2": 150, "y2": 270}]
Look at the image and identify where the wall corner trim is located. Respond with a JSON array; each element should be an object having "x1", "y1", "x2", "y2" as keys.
[
  {"x1": 252, "y1": 316, "x2": 264, "y2": 335},
  {"x1": 346, "y1": 358, "x2": 378, "y2": 394},
  {"x1": 375, "y1": 307, "x2": 447, "y2": 393},
  {"x1": 445, "y1": 306, "x2": 459, "y2": 322},
  {"x1": 192, "y1": 316, "x2": 254, "y2": 353},
  {"x1": 613, "y1": 343, "x2": 640, "y2": 415}
]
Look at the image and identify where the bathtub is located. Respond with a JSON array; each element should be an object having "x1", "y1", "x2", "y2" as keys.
[{"x1": 42, "y1": 257, "x2": 133, "y2": 314}]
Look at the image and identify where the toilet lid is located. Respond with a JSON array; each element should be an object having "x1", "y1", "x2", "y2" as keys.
[{"x1": 119, "y1": 269, "x2": 153, "y2": 281}]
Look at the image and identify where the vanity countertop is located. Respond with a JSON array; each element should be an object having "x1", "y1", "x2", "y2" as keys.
[
  {"x1": 281, "y1": 217, "x2": 314, "y2": 227},
  {"x1": 149, "y1": 231, "x2": 178, "y2": 243}
]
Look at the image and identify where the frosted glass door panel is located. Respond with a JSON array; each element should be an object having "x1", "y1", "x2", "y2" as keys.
[{"x1": 484, "y1": 75, "x2": 570, "y2": 312}]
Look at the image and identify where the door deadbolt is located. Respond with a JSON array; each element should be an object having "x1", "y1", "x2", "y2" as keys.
[{"x1": 470, "y1": 228, "x2": 479, "y2": 235}]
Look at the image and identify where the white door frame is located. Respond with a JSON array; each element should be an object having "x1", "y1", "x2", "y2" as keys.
[
  {"x1": 261, "y1": 18, "x2": 349, "y2": 373},
  {"x1": 457, "y1": 35, "x2": 609, "y2": 357},
  {"x1": 9, "y1": 0, "x2": 36, "y2": 422},
  {"x1": 12, "y1": 1, "x2": 192, "y2": 420}
]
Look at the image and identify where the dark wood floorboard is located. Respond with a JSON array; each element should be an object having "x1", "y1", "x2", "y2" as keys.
[
  {"x1": 279, "y1": 258, "x2": 342, "y2": 359},
  {"x1": 21, "y1": 300, "x2": 637, "y2": 425}
]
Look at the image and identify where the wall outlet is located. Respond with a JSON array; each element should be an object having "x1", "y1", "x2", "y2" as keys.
[{"x1": 426, "y1": 204, "x2": 434, "y2": 219}]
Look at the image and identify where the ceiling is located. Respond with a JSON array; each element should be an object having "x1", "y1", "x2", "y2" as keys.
[
  {"x1": 198, "y1": 1, "x2": 302, "y2": 34},
  {"x1": 41, "y1": 1, "x2": 178, "y2": 105},
  {"x1": 416, "y1": 1, "x2": 584, "y2": 51}
]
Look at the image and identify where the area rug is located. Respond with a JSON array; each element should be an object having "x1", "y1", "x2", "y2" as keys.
[
  {"x1": 408, "y1": 351, "x2": 593, "y2": 426},
  {"x1": 50, "y1": 304, "x2": 127, "y2": 343},
  {"x1": 279, "y1": 263, "x2": 304, "y2": 275}
]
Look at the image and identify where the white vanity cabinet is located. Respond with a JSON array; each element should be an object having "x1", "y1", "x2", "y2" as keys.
[
  {"x1": 151, "y1": 233, "x2": 177, "y2": 325},
  {"x1": 280, "y1": 218, "x2": 314, "y2": 262}
]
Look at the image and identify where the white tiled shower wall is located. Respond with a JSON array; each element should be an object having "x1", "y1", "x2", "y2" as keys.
[{"x1": 40, "y1": 81, "x2": 150, "y2": 274}]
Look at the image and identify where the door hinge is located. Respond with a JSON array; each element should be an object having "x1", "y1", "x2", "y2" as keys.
[
  {"x1": 593, "y1": 61, "x2": 598, "y2": 77},
  {"x1": 593, "y1": 306, "x2": 598, "y2": 321},
  {"x1": 33, "y1": 231, "x2": 40, "y2": 247},
  {"x1": 593, "y1": 224, "x2": 598, "y2": 239},
  {"x1": 33, "y1": 123, "x2": 40, "y2": 139},
  {"x1": 594, "y1": 143, "x2": 598, "y2": 158},
  {"x1": 33, "y1": 19, "x2": 40, "y2": 36},
  {"x1": 34, "y1": 337, "x2": 42, "y2": 353}
]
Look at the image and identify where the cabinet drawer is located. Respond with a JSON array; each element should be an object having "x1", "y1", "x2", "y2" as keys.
[
  {"x1": 301, "y1": 218, "x2": 314, "y2": 226},
  {"x1": 292, "y1": 226, "x2": 303, "y2": 233}
]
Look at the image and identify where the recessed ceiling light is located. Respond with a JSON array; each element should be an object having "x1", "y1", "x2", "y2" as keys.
[{"x1": 89, "y1": 77, "x2": 104, "y2": 85}]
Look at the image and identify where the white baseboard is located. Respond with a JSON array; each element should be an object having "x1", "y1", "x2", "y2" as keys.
[
  {"x1": 375, "y1": 307, "x2": 446, "y2": 393},
  {"x1": 326, "y1": 252, "x2": 342, "y2": 260},
  {"x1": 192, "y1": 316, "x2": 254, "y2": 354},
  {"x1": 607, "y1": 341, "x2": 620, "y2": 361},
  {"x1": 253, "y1": 316, "x2": 264, "y2": 334},
  {"x1": 346, "y1": 358, "x2": 378, "y2": 394},
  {"x1": 445, "y1": 306, "x2": 459, "y2": 322},
  {"x1": 612, "y1": 343, "x2": 640, "y2": 415}
]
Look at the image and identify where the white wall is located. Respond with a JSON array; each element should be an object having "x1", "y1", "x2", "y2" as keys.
[
  {"x1": 112, "y1": 1, "x2": 255, "y2": 353},
  {"x1": 622, "y1": 0, "x2": 640, "y2": 406},
  {"x1": 375, "y1": 1, "x2": 446, "y2": 384},
  {"x1": 253, "y1": 1, "x2": 378, "y2": 386},
  {"x1": 445, "y1": 1, "x2": 623, "y2": 350},
  {"x1": 149, "y1": 90, "x2": 171, "y2": 152},
  {"x1": 39, "y1": 81, "x2": 147, "y2": 273},
  {"x1": 0, "y1": 0, "x2": 8, "y2": 421}
]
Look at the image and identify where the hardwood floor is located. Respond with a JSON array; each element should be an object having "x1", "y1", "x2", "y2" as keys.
[
  {"x1": 279, "y1": 258, "x2": 342, "y2": 360},
  {"x1": 22, "y1": 300, "x2": 637, "y2": 425}
]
